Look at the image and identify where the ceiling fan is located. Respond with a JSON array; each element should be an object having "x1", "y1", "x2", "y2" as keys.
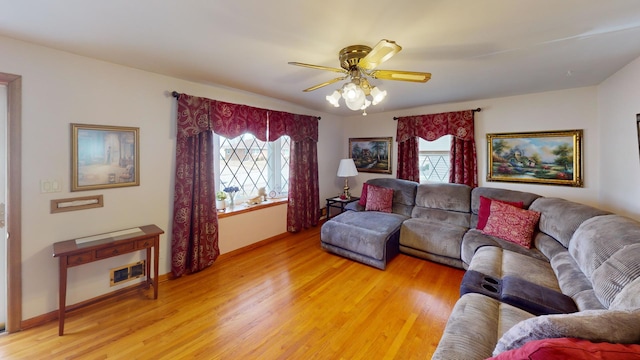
[{"x1": 288, "y1": 39, "x2": 431, "y2": 114}]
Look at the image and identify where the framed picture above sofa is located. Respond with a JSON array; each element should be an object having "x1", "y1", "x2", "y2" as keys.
[
  {"x1": 487, "y1": 129, "x2": 583, "y2": 187},
  {"x1": 348, "y1": 137, "x2": 392, "y2": 174},
  {"x1": 71, "y1": 123, "x2": 140, "y2": 191}
]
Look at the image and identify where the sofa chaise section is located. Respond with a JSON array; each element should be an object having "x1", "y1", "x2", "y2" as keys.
[{"x1": 320, "y1": 178, "x2": 417, "y2": 269}]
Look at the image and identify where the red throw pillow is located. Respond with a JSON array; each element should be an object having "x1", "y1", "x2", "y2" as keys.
[
  {"x1": 358, "y1": 183, "x2": 369, "y2": 206},
  {"x1": 477, "y1": 196, "x2": 524, "y2": 230},
  {"x1": 365, "y1": 185, "x2": 393, "y2": 213},
  {"x1": 482, "y1": 201, "x2": 540, "y2": 248},
  {"x1": 489, "y1": 337, "x2": 640, "y2": 360}
]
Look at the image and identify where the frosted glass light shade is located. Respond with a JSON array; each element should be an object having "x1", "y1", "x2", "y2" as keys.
[
  {"x1": 342, "y1": 83, "x2": 366, "y2": 110},
  {"x1": 326, "y1": 90, "x2": 341, "y2": 107},
  {"x1": 371, "y1": 86, "x2": 387, "y2": 105}
]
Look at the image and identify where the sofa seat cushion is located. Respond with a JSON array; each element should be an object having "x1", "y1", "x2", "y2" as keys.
[
  {"x1": 432, "y1": 293, "x2": 536, "y2": 360},
  {"x1": 468, "y1": 247, "x2": 560, "y2": 292},
  {"x1": 320, "y1": 210, "x2": 407, "y2": 261},
  {"x1": 461, "y1": 229, "x2": 547, "y2": 266},
  {"x1": 400, "y1": 218, "x2": 467, "y2": 260}
]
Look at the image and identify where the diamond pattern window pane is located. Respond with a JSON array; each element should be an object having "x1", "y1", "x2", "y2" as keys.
[
  {"x1": 217, "y1": 133, "x2": 290, "y2": 200},
  {"x1": 419, "y1": 151, "x2": 450, "y2": 183}
]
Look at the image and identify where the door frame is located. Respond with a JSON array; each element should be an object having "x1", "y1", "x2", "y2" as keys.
[{"x1": 1, "y1": 72, "x2": 22, "y2": 333}]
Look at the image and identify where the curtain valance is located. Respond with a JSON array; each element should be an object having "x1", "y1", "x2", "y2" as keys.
[
  {"x1": 395, "y1": 109, "x2": 477, "y2": 187},
  {"x1": 176, "y1": 93, "x2": 317, "y2": 142},
  {"x1": 396, "y1": 110, "x2": 474, "y2": 143}
]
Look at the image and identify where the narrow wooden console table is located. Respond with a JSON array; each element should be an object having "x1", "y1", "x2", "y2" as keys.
[{"x1": 53, "y1": 224, "x2": 164, "y2": 336}]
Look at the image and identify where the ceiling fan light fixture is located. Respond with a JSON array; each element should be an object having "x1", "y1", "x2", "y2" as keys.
[
  {"x1": 326, "y1": 90, "x2": 341, "y2": 107},
  {"x1": 344, "y1": 93, "x2": 365, "y2": 111},
  {"x1": 370, "y1": 86, "x2": 387, "y2": 105},
  {"x1": 340, "y1": 83, "x2": 365, "y2": 110},
  {"x1": 290, "y1": 39, "x2": 431, "y2": 113},
  {"x1": 341, "y1": 82, "x2": 360, "y2": 101}
]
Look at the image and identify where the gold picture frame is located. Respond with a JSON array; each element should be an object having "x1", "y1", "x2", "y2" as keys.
[
  {"x1": 71, "y1": 123, "x2": 140, "y2": 191},
  {"x1": 349, "y1": 137, "x2": 392, "y2": 174},
  {"x1": 487, "y1": 129, "x2": 583, "y2": 187}
]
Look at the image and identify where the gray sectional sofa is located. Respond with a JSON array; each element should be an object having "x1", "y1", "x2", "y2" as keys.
[{"x1": 320, "y1": 178, "x2": 640, "y2": 359}]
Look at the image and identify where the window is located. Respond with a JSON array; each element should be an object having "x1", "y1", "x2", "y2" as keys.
[
  {"x1": 419, "y1": 136, "x2": 451, "y2": 183},
  {"x1": 215, "y1": 133, "x2": 290, "y2": 201}
]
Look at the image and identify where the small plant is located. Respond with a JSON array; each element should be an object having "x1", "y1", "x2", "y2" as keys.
[
  {"x1": 216, "y1": 191, "x2": 227, "y2": 201},
  {"x1": 223, "y1": 185, "x2": 240, "y2": 206}
]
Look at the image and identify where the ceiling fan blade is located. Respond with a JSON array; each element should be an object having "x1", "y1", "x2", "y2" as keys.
[
  {"x1": 288, "y1": 62, "x2": 346, "y2": 73},
  {"x1": 303, "y1": 76, "x2": 347, "y2": 92},
  {"x1": 358, "y1": 39, "x2": 402, "y2": 70},
  {"x1": 370, "y1": 70, "x2": 431, "y2": 83}
]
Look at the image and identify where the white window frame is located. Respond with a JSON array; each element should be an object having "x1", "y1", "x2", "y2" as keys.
[{"x1": 214, "y1": 133, "x2": 289, "y2": 201}]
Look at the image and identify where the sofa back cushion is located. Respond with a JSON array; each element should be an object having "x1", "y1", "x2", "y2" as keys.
[
  {"x1": 470, "y1": 187, "x2": 541, "y2": 228},
  {"x1": 569, "y1": 215, "x2": 640, "y2": 309},
  {"x1": 365, "y1": 178, "x2": 417, "y2": 217},
  {"x1": 412, "y1": 183, "x2": 471, "y2": 228},
  {"x1": 530, "y1": 197, "x2": 609, "y2": 248}
]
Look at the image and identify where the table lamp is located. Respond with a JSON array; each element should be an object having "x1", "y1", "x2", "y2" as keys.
[{"x1": 337, "y1": 158, "x2": 358, "y2": 199}]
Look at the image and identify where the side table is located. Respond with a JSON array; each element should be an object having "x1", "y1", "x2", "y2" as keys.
[{"x1": 326, "y1": 196, "x2": 360, "y2": 220}]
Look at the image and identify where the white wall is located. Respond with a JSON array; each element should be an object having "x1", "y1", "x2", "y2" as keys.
[
  {"x1": 342, "y1": 87, "x2": 602, "y2": 206},
  {"x1": 0, "y1": 35, "x2": 343, "y2": 320},
  {"x1": 597, "y1": 56, "x2": 640, "y2": 220},
  {"x1": 2, "y1": 31, "x2": 638, "y2": 321}
]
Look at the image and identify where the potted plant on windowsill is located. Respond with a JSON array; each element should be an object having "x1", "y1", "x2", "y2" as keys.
[{"x1": 216, "y1": 191, "x2": 227, "y2": 211}]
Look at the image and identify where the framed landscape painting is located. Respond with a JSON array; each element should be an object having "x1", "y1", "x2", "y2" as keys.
[
  {"x1": 487, "y1": 129, "x2": 583, "y2": 187},
  {"x1": 349, "y1": 137, "x2": 392, "y2": 174},
  {"x1": 71, "y1": 123, "x2": 140, "y2": 191}
]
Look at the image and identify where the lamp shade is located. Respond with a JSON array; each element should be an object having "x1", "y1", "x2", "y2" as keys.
[{"x1": 337, "y1": 158, "x2": 358, "y2": 177}]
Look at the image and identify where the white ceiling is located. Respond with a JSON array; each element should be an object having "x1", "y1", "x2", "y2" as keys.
[{"x1": 3, "y1": 1, "x2": 640, "y2": 116}]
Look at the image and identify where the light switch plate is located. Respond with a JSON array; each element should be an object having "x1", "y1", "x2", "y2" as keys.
[{"x1": 40, "y1": 179, "x2": 62, "y2": 193}]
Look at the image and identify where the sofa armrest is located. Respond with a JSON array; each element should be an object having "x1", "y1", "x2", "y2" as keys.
[{"x1": 344, "y1": 201, "x2": 364, "y2": 211}]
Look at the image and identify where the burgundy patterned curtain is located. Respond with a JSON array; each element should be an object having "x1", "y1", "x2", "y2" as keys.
[
  {"x1": 171, "y1": 95, "x2": 219, "y2": 277},
  {"x1": 397, "y1": 136, "x2": 419, "y2": 181},
  {"x1": 450, "y1": 135, "x2": 478, "y2": 187},
  {"x1": 396, "y1": 110, "x2": 477, "y2": 187},
  {"x1": 280, "y1": 113, "x2": 319, "y2": 232}
]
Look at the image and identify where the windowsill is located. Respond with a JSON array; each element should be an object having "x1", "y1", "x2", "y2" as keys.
[{"x1": 217, "y1": 197, "x2": 288, "y2": 218}]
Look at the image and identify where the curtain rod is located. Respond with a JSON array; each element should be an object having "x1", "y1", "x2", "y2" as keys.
[
  {"x1": 170, "y1": 91, "x2": 321, "y2": 120},
  {"x1": 393, "y1": 108, "x2": 481, "y2": 120}
]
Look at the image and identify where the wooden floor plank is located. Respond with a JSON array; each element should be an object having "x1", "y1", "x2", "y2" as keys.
[{"x1": 0, "y1": 225, "x2": 464, "y2": 359}]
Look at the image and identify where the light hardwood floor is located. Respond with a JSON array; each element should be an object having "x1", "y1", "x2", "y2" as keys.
[{"x1": 0, "y1": 225, "x2": 464, "y2": 359}]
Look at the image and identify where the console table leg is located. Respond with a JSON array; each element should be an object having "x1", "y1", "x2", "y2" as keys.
[
  {"x1": 153, "y1": 237, "x2": 159, "y2": 299},
  {"x1": 58, "y1": 256, "x2": 68, "y2": 336}
]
